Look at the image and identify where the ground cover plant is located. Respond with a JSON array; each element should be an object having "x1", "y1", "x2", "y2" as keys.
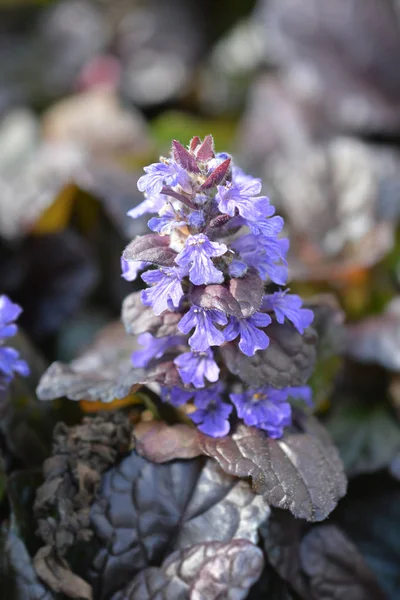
[{"x1": 1, "y1": 1, "x2": 400, "y2": 599}]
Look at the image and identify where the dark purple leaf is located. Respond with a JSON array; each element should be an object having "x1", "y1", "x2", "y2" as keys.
[
  {"x1": 89, "y1": 452, "x2": 268, "y2": 599},
  {"x1": 346, "y1": 297, "x2": 400, "y2": 371},
  {"x1": 123, "y1": 235, "x2": 177, "y2": 267},
  {"x1": 145, "y1": 360, "x2": 183, "y2": 388},
  {"x1": 117, "y1": 540, "x2": 264, "y2": 600},
  {"x1": 326, "y1": 402, "x2": 400, "y2": 477},
  {"x1": 36, "y1": 322, "x2": 146, "y2": 402},
  {"x1": 260, "y1": 510, "x2": 310, "y2": 599},
  {"x1": 300, "y1": 525, "x2": 386, "y2": 600},
  {"x1": 333, "y1": 478, "x2": 400, "y2": 598},
  {"x1": 122, "y1": 291, "x2": 181, "y2": 338},
  {"x1": 0, "y1": 231, "x2": 98, "y2": 340},
  {"x1": 263, "y1": 0, "x2": 400, "y2": 135},
  {"x1": 195, "y1": 134, "x2": 215, "y2": 161},
  {"x1": 190, "y1": 284, "x2": 243, "y2": 318},
  {"x1": 134, "y1": 422, "x2": 202, "y2": 462},
  {"x1": 200, "y1": 158, "x2": 231, "y2": 189},
  {"x1": 198, "y1": 412, "x2": 347, "y2": 521},
  {"x1": 171, "y1": 140, "x2": 200, "y2": 173},
  {"x1": 229, "y1": 271, "x2": 264, "y2": 318},
  {"x1": 0, "y1": 528, "x2": 55, "y2": 600},
  {"x1": 221, "y1": 321, "x2": 317, "y2": 388},
  {"x1": 189, "y1": 136, "x2": 201, "y2": 152}
]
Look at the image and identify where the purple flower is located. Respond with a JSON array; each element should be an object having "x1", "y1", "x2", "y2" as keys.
[
  {"x1": 231, "y1": 165, "x2": 261, "y2": 188},
  {"x1": 0, "y1": 295, "x2": 22, "y2": 339},
  {"x1": 285, "y1": 385, "x2": 313, "y2": 407},
  {"x1": 215, "y1": 179, "x2": 270, "y2": 222},
  {"x1": 188, "y1": 210, "x2": 205, "y2": 231},
  {"x1": 190, "y1": 385, "x2": 232, "y2": 437},
  {"x1": 230, "y1": 386, "x2": 292, "y2": 438},
  {"x1": 160, "y1": 386, "x2": 194, "y2": 406},
  {"x1": 148, "y1": 205, "x2": 186, "y2": 235},
  {"x1": 228, "y1": 259, "x2": 248, "y2": 278},
  {"x1": 262, "y1": 291, "x2": 314, "y2": 334},
  {"x1": 132, "y1": 333, "x2": 183, "y2": 368},
  {"x1": 178, "y1": 306, "x2": 227, "y2": 351},
  {"x1": 141, "y1": 267, "x2": 186, "y2": 316},
  {"x1": 121, "y1": 257, "x2": 147, "y2": 282},
  {"x1": 232, "y1": 235, "x2": 289, "y2": 284},
  {"x1": 175, "y1": 234, "x2": 227, "y2": 285},
  {"x1": 174, "y1": 348, "x2": 220, "y2": 388},
  {"x1": 0, "y1": 295, "x2": 29, "y2": 388},
  {"x1": 224, "y1": 312, "x2": 271, "y2": 356},
  {"x1": 137, "y1": 161, "x2": 190, "y2": 196},
  {"x1": 245, "y1": 215, "x2": 284, "y2": 237},
  {"x1": 127, "y1": 194, "x2": 165, "y2": 220}
]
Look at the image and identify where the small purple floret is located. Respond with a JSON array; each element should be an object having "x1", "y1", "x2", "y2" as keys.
[
  {"x1": 178, "y1": 306, "x2": 227, "y2": 351},
  {"x1": 174, "y1": 348, "x2": 220, "y2": 388},
  {"x1": 137, "y1": 161, "x2": 190, "y2": 196},
  {"x1": 190, "y1": 384, "x2": 232, "y2": 437},
  {"x1": 132, "y1": 333, "x2": 182, "y2": 368},
  {"x1": 224, "y1": 312, "x2": 271, "y2": 356},
  {"x1": 175, "y1": 233, "x2": 227, "y2": 285},
  {"x1": 0, "y1": 295, "x2": 29, "y2": 388},
  {"x1": 141, "y1": 267, "x2": 186, "y2": 316},
  {"x1": 230, "y1": 386, "x2": 292, "y2": 438},
  {"x1": 262, "y1": 291, "x2": 314, "y2": 334}
]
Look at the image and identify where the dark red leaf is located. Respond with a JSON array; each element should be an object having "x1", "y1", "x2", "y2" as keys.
[
  {"x1": 198, "y1": 412, "x2": 347, "y2": 522},
  {"x1": 122, "y1": 291, "x2": 181, "y2": 338},
  {"x1": 134, "y1": 422, "x2": 202, "y2": 462},
  {"x1": 123, "y1": 235, "x2": 177, "y2": 267},
  {"x1": 300, "y1": 525, "x2": 386, "y2": 600},
  {"x1": 189, "y1": 136, "x2": 201, "y2": 152},
  {"x1": 190, "y1": 284, "x2": 243, "y2": 318},
  {"x1": 200, "y1": 157, "x2": 231, "y2": 189},
  {"x1": 171, "y1": 140, "x2": 200, "y2": 173},
  {"x1": 195, "y1": 134, "x2": 215, "y2": 161},
  {"x1": 229, "y1": 270, "x2": 264, "y2": 317},
  {"x1": 221, "y1": 321, "x2": 317, "y2": 388}
]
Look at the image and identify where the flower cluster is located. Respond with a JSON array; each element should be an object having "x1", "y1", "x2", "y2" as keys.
[
  {"x1": 123, "y1": 136, "x2": 314, "y2": 437},
  {"x1": 0, "y1": 295, "x2": 29, "y2": 389}
]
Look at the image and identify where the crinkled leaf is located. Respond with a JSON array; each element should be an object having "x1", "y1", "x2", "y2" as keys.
[
  {"x1": 123, "y1": 235, "x2": 177, "y2": 267},
  {"x1": 134, "y1": 422, "x2": 201, "y2": 463},
  {"x1": 346, "y1": 297, "x2": 400, "y2": 370},
  {"x1": 122, "y1": 291, "x2": 181, "y2": 338},
  {"x1": 200, "y1": 158, "x2": 231, "y2": 189},
  {"x1": 89, "y1": 452, "x2": 268, "y2": 599},
  {"x1": 221, "y1": 321, "x2": 317, "y2": 388},
  {"x1": 198, "y1": 412, "x2": 346, "y2": 522},
  {"x1": 116, "y1": 540, "x2": 264, "y2": 600},
  {"x1": 34, "y1": 546, "x2": 92, "y2": 600},
  {"x1": 36, "y1": 322, "x2": 146, "y2": 403},
  {"x1": 229, "y1": 271, "x2": 264, "y2": 318},
  {"x1": 0, "y1": 526, "x2": 55, "y2": 600},
  {"x1": 326, "y1": 401, "x2": 400, "y2": 476},
  {"x1": 260, "y1": 509, "x2": 310, "y2": 598},
  {"x1": 333, "y1": 474, "x2": 400, "y2": 599},
  {"x1": 300, "y1": 525, "x2": 386, "y2": 600},
  {"x1": 171, "y1": 140, "x2": 200, "y2": 173},
  {"x1": 190, "y1": 284, "x2": 243, "y2": 318}
]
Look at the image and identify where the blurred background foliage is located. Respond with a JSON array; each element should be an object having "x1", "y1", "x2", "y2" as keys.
[{"x1": 0, "y1": 0, "x2": 400, "y2": 598}]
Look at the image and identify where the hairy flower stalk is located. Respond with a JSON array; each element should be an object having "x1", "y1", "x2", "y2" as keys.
[
  {"x1": 0, "y1": 295, "x2": 29, "y2": 389},
  {"x1": 123, "y1": 135, "x2": 314, "y2": 437}
]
